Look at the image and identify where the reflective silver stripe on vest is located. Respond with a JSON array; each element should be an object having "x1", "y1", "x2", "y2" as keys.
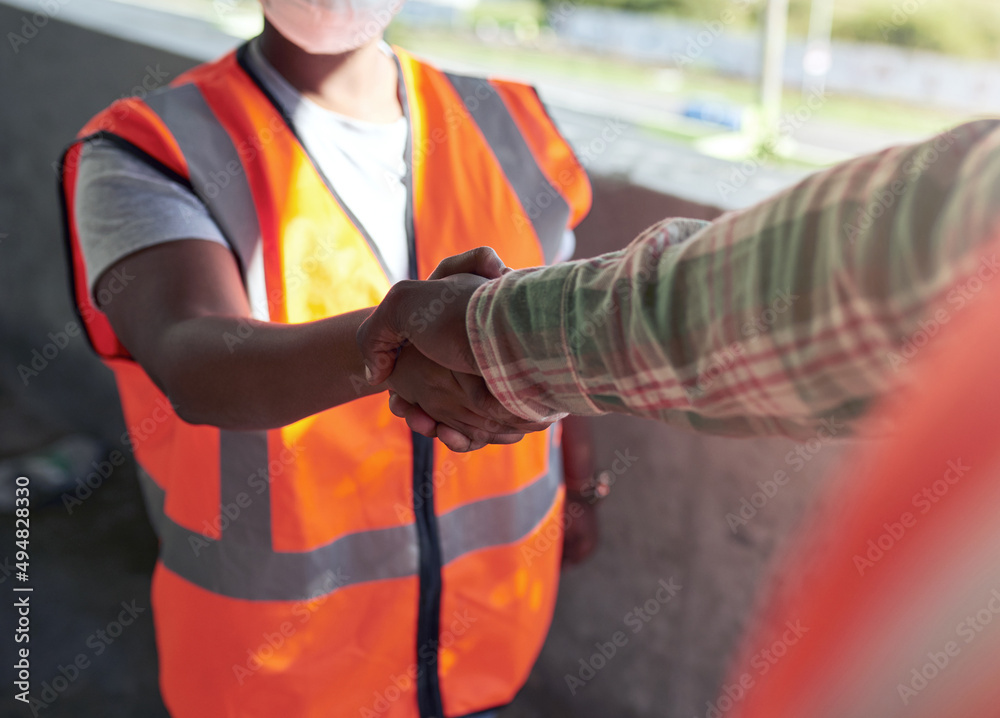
[
  {"x1": 439, "y1": 444, "x2": 561, "y2": 565},
  {"x1": 143, "y1": 84, "x2": 270, "y2": 322},
  {"x1": 145, "y1": 83, "x2": 276, "y2": 553},
  {"x1": 137, "y1": 467, "x2": 418, "y2": 601},
  {"x1": 443, "y1": 73, "x2": 571, "y2": 265},
  {"x1": 137, "y1": 466, "x2": 560, "y2": 602},
  {"x1": 218, "y1": 430, "x2": 272, "y2": 549}
]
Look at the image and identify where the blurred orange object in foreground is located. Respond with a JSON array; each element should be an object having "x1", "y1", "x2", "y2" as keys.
[{"x1": 727, "y1": 234, "x2": 1000, "y2": 718}]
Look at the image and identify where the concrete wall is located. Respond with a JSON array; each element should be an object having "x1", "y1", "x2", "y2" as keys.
[{"x1": 0, "y1": 7, "x2": 851, "y2": 717}]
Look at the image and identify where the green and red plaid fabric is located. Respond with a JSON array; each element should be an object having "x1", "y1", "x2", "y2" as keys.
[{"x1": 469, "y1": 120, "x2": 1000, "y2": 438}]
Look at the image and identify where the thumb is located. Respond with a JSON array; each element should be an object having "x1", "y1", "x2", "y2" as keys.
[
  {"x1": 357, "y1": 283, "x2": 414, "y2": 385},
  {"x1": 429, "y1": 247, "x2": 507, "y2": 280}
]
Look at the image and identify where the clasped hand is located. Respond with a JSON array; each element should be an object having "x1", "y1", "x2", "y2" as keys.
[{"x1": 358, "y1": 248, "x2": 551, "y2": 452}]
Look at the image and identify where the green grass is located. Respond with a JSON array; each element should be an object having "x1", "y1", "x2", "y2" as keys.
[{"x1": 674, "y1": 67, "x2": 967, "y2": 137}]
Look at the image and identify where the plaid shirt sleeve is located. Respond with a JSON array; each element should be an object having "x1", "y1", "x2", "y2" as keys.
[{"x1": 468, "y1": 120, "x2": 1000, "y2": 438}]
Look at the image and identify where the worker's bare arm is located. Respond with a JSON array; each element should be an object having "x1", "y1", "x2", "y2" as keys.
[
  {"x1": 95, "y1": 238, "x2": 384, "y2": 430},
  {"x1": 96, "y1": 239, "x2": 544, "y2": 443}
]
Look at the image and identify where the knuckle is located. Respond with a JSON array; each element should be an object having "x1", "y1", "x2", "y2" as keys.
[{"x1": 432, "y1": 259, "x2": 454, "y2": 278}]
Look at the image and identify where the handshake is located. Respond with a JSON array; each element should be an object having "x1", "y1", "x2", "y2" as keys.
[{"x1": 356, "y1": 247, "x2": 552, "y2": 453}]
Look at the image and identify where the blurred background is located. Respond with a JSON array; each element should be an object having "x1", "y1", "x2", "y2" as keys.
[{"x1": 0, "y1": 0, "x2": 995, "y2": 716}]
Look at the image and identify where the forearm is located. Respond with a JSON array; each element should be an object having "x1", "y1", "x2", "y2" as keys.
[
  {"x1": 162, "y1": 308, "x2": 382, "y2": 429},
  {"x1": 470, "y1": 121, "x2": 1000, "y2": 437}
]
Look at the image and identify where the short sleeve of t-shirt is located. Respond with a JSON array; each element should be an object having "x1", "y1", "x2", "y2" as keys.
[
  {"x1": 73, "y1": 139, "x2": 229, "y2": 297},
  {"x1": 73, "y1": 137, "x2": 576, "y2": 299}
]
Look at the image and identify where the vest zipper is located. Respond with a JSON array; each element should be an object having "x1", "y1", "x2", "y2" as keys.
[
  {"x1": 412, "y1": 432, "x2": 444, "y2": 717},
  {"x1": 395, "y1": 56, "x2": 444, "y2": 718}
]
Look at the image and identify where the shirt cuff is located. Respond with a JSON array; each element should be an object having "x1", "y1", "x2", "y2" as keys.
[{"x1": 466, "y1": 268, "x2": 597, "y2": 423}]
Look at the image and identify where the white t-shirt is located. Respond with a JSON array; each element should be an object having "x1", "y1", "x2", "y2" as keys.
[
  {"x1": 245, "y1": 39, "x2": 411, "y2": 282},
  {"x1": 74, "y1": 39, "x2": 573, "y2": 295}
]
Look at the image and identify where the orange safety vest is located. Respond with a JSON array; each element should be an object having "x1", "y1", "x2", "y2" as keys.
[
  {"x1": 723, "y1": 246, "x2": 1000, "y2": 717},
  {"x1": 60, "y1": 43, "x2": 591, "y2": 718}
]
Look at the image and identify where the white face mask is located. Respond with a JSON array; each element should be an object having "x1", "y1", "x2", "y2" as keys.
[{"x1": 261, "y1": 0, "x2": 405, "y2": 55}]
